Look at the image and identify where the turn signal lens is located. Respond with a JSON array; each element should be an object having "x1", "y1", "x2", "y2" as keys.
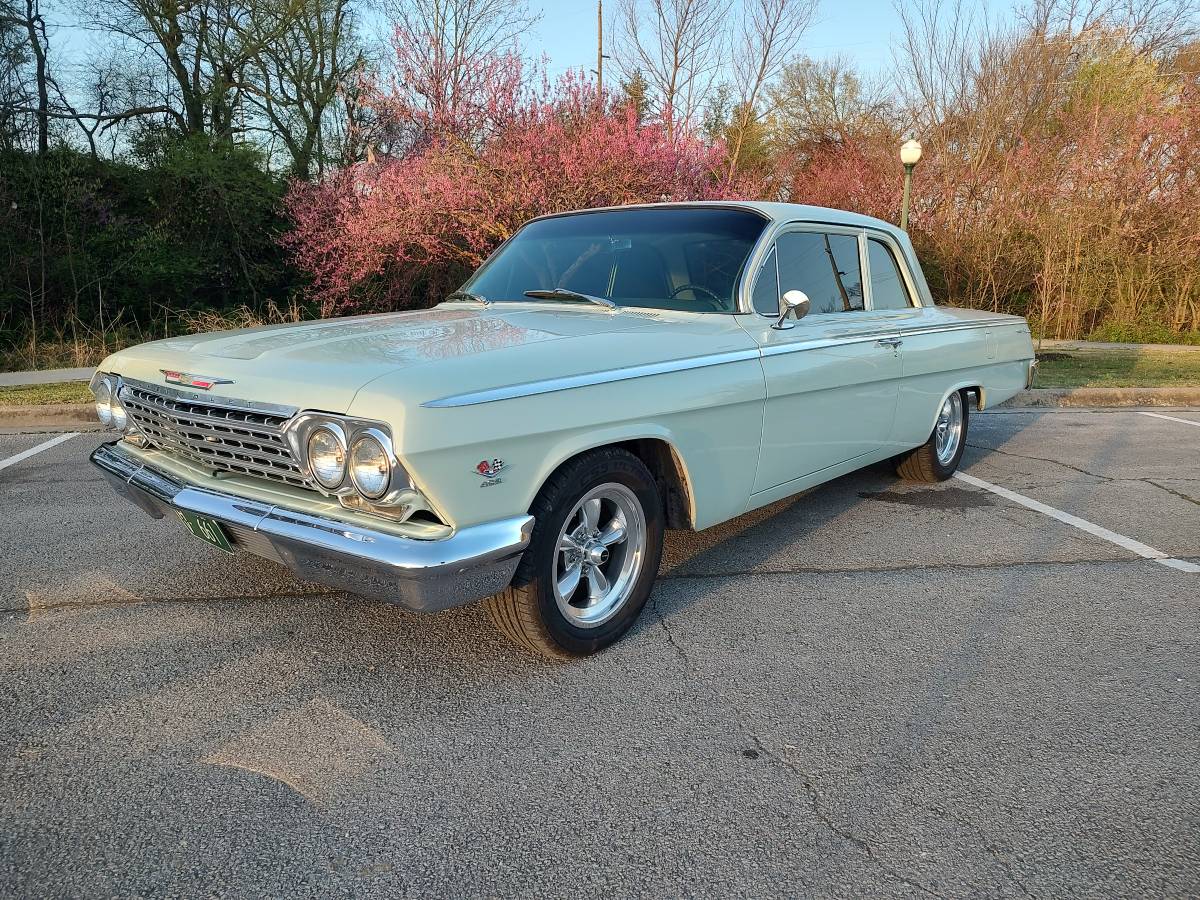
[
  {"x1": 94, "y1": 378, "x2": 113, "y2": 426},
  {"x1": 307, "y1": 427, "x2": 346, "y2": 488},
  {"x1": 349, "y1": 434, "x2": 391, "y2": 499}
]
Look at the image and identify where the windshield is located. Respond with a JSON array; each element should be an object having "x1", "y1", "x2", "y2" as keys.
[{"x1": 461, "y1": 207, "x2": 768, "y2": 313}]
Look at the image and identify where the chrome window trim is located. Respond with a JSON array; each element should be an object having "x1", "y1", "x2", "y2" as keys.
[
  {"x1": 423, "y1": 318, "x2": 1018, "y2": 408},
  {"x1": 863, "y1": 229, "x2": 922, "y2": 310},
  {"x1": 743, "y1": 221, "x2": 869, "y2": 318},
  {"x1": 737, "y1": 219, "x2": 932, "y2": 314}
]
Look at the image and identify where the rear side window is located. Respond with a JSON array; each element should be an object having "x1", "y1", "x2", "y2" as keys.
[
  {"x1": 868, "y1": 239, "x2": 914, "y2": 310},
  {"x1": 775, "y1": 231, "x2": 864, "y2": 315}
]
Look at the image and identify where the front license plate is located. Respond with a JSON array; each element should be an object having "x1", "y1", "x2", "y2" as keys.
[{"x1": 178, "y1": 511, "x2": 235, "y2": 554}]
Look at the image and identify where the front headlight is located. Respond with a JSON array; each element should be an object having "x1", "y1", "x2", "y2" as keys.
[
  {"x1": 307, "y1": 427, "x2": 346, "y2": 488},
  {"x1": 349, "y1": 433, "x2": 391, "y2": 499},
  {"x1": 93, "y1": 378, "x2": 113, "y2": 426},
  {"x1": 111, "y1": 396, "x2": 128, "y2": 431}
]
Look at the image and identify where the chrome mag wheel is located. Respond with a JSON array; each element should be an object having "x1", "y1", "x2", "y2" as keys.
[
  {"x1": 552, "y1": 483, "x2": 647, "y2": 628},
  {"x1": 934, "y1": 391, "x2": 964, "y2": 465}
]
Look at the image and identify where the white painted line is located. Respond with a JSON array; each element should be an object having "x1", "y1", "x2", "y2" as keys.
[
  {"x1": 0, "y1": 433, "x2": 78, "y2": 472},
  {"x1": 1138, "y1": 411, "x2": 1200, "y2": 428},
  {"x1": 953, "y1": 471, "x2": 1199, "y2": 574}
]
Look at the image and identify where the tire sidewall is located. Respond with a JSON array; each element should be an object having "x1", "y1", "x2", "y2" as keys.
[{"x1": 523, "y1": 453, "x2": 664, "y2": 655}]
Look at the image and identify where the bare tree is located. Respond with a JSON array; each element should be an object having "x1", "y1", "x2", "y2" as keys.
[
  {"x1": 0, "y1": 0, "x2": 49, "y2": 153},
  {"x1": 242, "y1": 0, "x2": 362, "y2": 177},
  {"x1": 71, "y1": 0, "x2": 293, "y2": 140},
  {"x1": 614, "y1": 0, "x2": 726, "y2": 140},
  {"x1": 723, "y1": 0, "x2": 815, "y2": 175}
]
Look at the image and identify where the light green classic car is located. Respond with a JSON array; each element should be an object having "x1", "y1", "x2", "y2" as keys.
[{"x1": 91, "y1": 202, "x2": 1035, "y2": 657}]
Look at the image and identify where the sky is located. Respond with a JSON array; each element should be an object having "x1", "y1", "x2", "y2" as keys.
[{"x1": 524, "y1": 0, "x2": 1000, "y2": 82}]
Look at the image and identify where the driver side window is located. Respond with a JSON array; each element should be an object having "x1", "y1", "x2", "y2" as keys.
[{"x1": 775, "y1": 230, "x2": 864, "y2": 315}]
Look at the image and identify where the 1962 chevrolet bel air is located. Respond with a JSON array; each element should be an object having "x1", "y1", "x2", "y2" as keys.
[{"x1": 90, "y1": 202, "x2": 1035, "y2": 657}]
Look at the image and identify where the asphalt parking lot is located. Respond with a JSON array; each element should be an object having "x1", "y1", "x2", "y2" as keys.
[{"x1": 1, "y1": 407, "x2": 1197, "y2": 898}]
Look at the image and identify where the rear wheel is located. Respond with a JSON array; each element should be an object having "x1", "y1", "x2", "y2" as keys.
[
  {"x1": 486, "y1": 448, "x2": 664, "y2": 658},
  {"x1": 894, "y1": 389, "x2": 969, "y2": 482}
]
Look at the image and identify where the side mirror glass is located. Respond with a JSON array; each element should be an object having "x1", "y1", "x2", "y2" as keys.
[{"x1": 773, "y1": 290, "x2": 811, "y2": 330}]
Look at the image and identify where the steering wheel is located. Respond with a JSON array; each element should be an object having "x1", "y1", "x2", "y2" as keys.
[{"x1": 669, "y1": 284, "x2": 725, "y2": 306}]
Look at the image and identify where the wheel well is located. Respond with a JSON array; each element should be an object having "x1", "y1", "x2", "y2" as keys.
[{"x1": 610, "y1": 439, "x2": 693, "y2": 530}]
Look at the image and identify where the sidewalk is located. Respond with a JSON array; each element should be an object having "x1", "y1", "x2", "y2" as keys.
[{"x1": 0, "y1": 367, "x2": 94, "y2": 387}]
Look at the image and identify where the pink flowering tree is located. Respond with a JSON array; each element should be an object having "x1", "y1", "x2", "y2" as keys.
[{"x1": 284, "y1": 30, "x2": 741, "y2": 315}]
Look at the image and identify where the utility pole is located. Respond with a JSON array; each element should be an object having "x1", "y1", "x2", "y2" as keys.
[{"x1": 596, "y1": 0, "x2": 604, "y2": 99}]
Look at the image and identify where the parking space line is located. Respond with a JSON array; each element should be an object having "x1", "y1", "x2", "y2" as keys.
[
  {"x1": 0, "y1": 433, "x2": 78, "y2": 472},
  {"x1": 954, "y1": 472, "x2": 1200, "y2": 574},
  {"x1": 1138, "y1": 411, "x2": 1200, "y2": 428}
]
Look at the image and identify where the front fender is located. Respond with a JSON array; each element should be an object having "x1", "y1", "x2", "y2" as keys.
[{"x1": 357, "y1": 360, "x2": 766, "y2": 532}]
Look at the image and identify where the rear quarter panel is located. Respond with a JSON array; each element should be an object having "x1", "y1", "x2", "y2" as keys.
[{"x1": 891, "y1": 307, "x2": 1034, "y2": 448}]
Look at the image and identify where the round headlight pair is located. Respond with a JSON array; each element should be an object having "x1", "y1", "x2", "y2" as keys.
[
  {"x1": 306, "y1": 427, "x2": 392, "y2": 500},
  {"x1": 93, "y1": 377, "x2": 128, "y2": 431}
]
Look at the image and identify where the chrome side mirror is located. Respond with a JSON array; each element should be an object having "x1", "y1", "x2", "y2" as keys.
[{"x1": 772, "y1": 290, "x2": 811, "y2": 330}]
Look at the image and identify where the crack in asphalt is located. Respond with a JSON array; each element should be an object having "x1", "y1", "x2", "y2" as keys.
[
  {"x1": 661, "y1": 555, "x2": 1183, "y2": 580},
  {"x1": 9, "y1": 554, "x2": 1200, "y2": 618},
  {"x1": 917, "y1": 801, "x2": 1035, "y2": 898},
  {"x1": 1140, "y1": 479, "x2": 1200, "y2": 507},
  {"x1": 650, "y1": 593, "x2": 692, "y2": 669},
  {"x1": 966, "y1": 443, "x2": 1115, "y2": 481},
  {"x1": 748, "y1": 735, "x2": 948, "y2": 898}
]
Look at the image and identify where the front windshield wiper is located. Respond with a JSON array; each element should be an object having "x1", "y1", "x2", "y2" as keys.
[
  {"x1": 447, "y1": 290, "x2": 490, "y2": 305},
  {"x1": 523, "y1": 288, "x2": 617, "y2": 310}
]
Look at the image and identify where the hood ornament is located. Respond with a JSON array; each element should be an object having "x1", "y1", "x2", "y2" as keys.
[{"x1": 161, "y1": 370, "x2": 234, "y2": 391}]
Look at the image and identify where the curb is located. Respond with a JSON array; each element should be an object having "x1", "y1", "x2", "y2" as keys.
[
  {"x1": 0, "y1": 403, "x2": 98, "y2": 430},
  {"x1": 1002, "y1": 387, "x2": 1200, "y2": 408}
]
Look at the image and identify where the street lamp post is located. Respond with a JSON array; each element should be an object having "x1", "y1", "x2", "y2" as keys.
[{"x1": 899, "y1": 139, "x2": 922, "y2": 232}]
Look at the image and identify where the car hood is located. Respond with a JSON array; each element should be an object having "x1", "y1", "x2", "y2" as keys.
[{"x1": 99, "y1": 303, "x2": 752, "y2": 412}]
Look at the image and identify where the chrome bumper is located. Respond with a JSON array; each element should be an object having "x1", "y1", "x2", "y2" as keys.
[{"x1": 90, "y1": 441, "x2": 533, "y2": 613}]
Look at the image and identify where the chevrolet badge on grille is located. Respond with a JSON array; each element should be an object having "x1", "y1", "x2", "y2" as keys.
[{"x1": 160, "y1": 370, "x2": 234, "y2": 390}]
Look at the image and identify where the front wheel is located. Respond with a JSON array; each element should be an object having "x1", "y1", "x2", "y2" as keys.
[
  {"x1": 485, "y1": 448, "x2": 664, "y2": 658},
  {"x1": 894, "y1": 389, "x2": 970, "y2": 482}
]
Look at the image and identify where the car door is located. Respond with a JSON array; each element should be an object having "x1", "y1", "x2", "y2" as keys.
[
  {"x1": 740, "y1": 224, "x2": 902, "y2": 495},
  {"x1": 860, "y1": 232, "x2": 993, "y2": 448}
]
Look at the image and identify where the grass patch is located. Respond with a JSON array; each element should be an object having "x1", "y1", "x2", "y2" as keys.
[
  {"x1": 1035, "y1": 348, "x2": 1200, "y2": 388},
  {"x1": 0, "y1": 381, "x2": 93, "y2": 405}
]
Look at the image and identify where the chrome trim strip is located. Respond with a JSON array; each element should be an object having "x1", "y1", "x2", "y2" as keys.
[
  {"x1": 422, "y1": 348, "x2": 761, "y2": 408},
  {"x1": 758, "y1": 331, "x2": 900, "y2": 356},
  {"x1": 898, "y1": 319, "x2": 1019, "y2": 337},
  {"x1": 423, "y1": 318, "x2": 1021, "y2": 407},
  {"x1": 90, "y1": 441, "x2": 533, "y2": 613},
  {"x1": 122, "y1": 376, "x2": 299, "y2": 417}
]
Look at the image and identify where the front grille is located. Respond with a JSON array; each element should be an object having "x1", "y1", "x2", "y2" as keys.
[{"x1": 120, "y1": 382, "x2": 311, "y2": 488}]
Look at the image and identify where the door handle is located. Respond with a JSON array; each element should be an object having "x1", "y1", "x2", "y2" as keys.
[{"x1": 877, "y1": 337, "x2": 903, "y2": 348}]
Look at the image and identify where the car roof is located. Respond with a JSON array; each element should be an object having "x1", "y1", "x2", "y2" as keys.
[{"x1": 533, "y1": 200, "x2": 905, "y2": 239}]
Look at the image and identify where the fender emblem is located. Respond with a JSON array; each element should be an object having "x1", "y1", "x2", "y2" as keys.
[
  {"x1": 475, "y1": 458, "x2": 505, "y2": 479},
  {"x1": 161, "y1": 370, "x2": 234, "y2": 390}
]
